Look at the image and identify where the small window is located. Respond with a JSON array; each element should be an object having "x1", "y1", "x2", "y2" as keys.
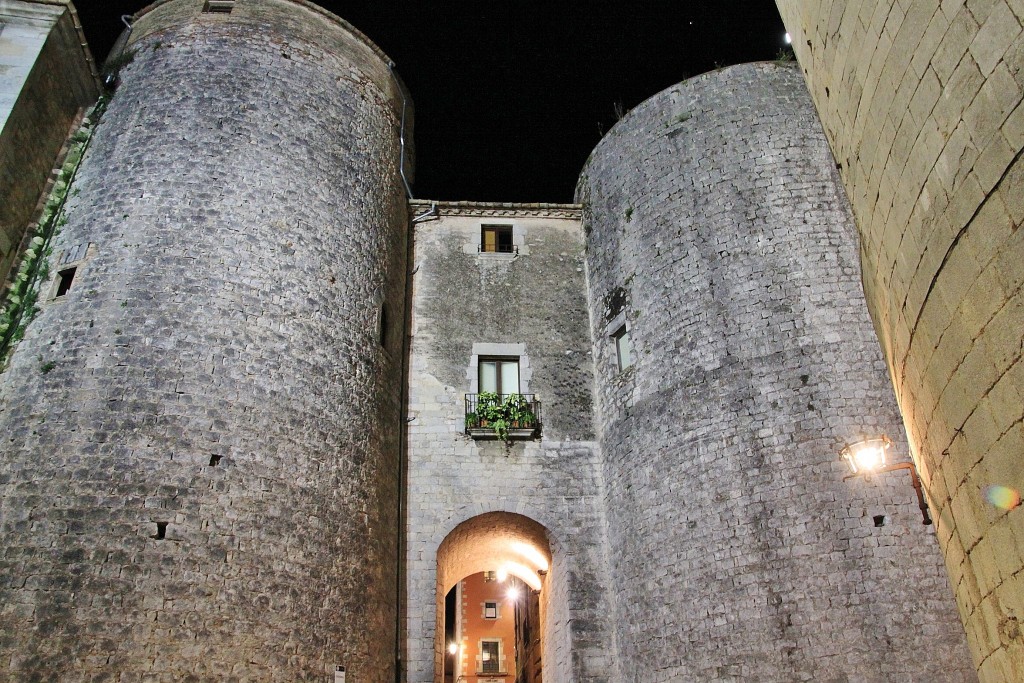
[
  {"x1": 479, "y1": 357, "x2": 519, "y2": 395},
  {"x1": 613, "y1": 325, "x2": 632, "y2": 371},
  {"x1": 480, "y1": 640, "x2": 500, "y2": 673},
  {"x1": 202, "y1": 0, "x2": 235, "y2": 13},
  {"x1": 378, "y1": 304, "x2": 387, "y2": 347},
  {"x1": 483, "y1": 570, "x2": 497, "y2": 582},
  {"x1": 55, "y1": 267, "x2": 77, "y2": 298},
  {"x1": 484, "y1": 601, "x2": 498, "y2": 619},
  {"x1": 481, "y1": 225, "x2": 514, "y2": 253}
]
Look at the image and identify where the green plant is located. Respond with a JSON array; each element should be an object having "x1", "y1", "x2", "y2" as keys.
[
  {"x1": 472, "y1": 392, "x2": 537, "y2": 442},
  {"x1": 625, "y1": 207, "x2": 633, "y2": 222},
  {"x1": 40, "y1": 360, "x2": 56, "y2": 374},
  {"x1": 775, "y1": 48, "x2": 795, "y2": 63}
]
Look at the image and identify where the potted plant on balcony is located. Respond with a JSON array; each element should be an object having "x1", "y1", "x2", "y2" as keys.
[{"x1": 470, "y1": 392, "x2": 537, "y2": 442}]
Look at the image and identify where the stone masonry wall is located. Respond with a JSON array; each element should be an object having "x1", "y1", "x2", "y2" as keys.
[
  {"x1": 0, "y1": 1, "x2": 99, "y2": 285},
  {"x1": 577, "y1": 63, "x2": 974, "y2": 682},
  {"x1": 774, "y1": 3, "x2": 1024, "y2": 679},
  {"x1": 0, "y1": 1, "x2": 408, "y2": 680},
  {"x1": 404, "y1": 202, "x2": 620, "y2": 683}
]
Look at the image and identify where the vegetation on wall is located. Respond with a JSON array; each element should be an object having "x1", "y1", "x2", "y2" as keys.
[
  {"x1": 0, "y1": 96, "x2": 108, "y2": 369},
  {"x1": 466, "y1": 392, "x2": 538, "y2": 442}
]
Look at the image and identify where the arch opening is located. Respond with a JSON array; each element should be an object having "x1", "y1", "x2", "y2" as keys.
[{"x1": 435, "y1": 512, "x2": 556, "y2": 683}]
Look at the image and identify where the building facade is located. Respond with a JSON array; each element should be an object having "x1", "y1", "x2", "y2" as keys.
[{"x1": 0, "y1": 1, "x2": 1020, "y2": 682}]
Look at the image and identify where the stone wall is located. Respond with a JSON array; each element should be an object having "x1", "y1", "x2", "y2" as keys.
[
  {"x1": 774, "y1": 2, "x2": 1024, "y2": 679},
  {"x1": 0, "y1": 0, "x2": 98, "y2": 285},
  {"x1": 404, "y1": 202, "x2": 620, "y2": 683},
  {"x1": 577, "y1": 62, "x2": 974, "y2": 682},
  {"x1": 0, "y1": 0, "x2": 408, "y2": 680}
]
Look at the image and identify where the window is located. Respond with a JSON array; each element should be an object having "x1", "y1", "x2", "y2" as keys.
[
  {"x1": 55, "y1": 267, "x2": 77, "y2": 298},
  {"x1": 479, "y1": 357, "x2": 519, "y2": 394},
  {"x1": 480, "y1": 640, "x2": 500, "y2": 673},
  {"x1": 483, "y1": 570, "x2": 497, "y2": 582},
  {"x1": 202, "y1": 0, "x2": 235, "y2": 13},
  {"x1": 481, "y1": 225, "x2": 514, "y2": 253},
  {"x1": 484, "y1": 601, "x2": 498, "y2": 619},
  {"x1": 613, "y1": 325, "x2": 633, "y2": 371},
  {"x1": 378, "y1": 304, "x2": 387, "y2": 347}
]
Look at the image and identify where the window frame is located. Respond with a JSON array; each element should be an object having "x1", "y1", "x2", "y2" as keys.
[
  {"x1": 478, "y1": 356, "x2": 520, "y2": 395},
  {"x1": 480, "y1": 224, "x2": 514, "y2": 254}
]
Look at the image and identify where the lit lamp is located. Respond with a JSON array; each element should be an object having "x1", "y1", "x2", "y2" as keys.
[{"x1": 840, "y1": 436, "x2": 932, "y2": 525}]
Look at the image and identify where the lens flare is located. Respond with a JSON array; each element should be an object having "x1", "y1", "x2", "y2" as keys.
[{"x1": 984, "y1": 485, "x2": 1021, "y2": 511}]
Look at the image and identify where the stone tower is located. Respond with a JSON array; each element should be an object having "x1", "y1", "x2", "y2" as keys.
[
  {"x1": 775, "y1": 3, "x2": 1024, "y2": 679},
  {"x1": 0, "y1": 0, "x2": 409, "y2": 680},
  {"x1": 577, "y1": 62, "x2": 974, "y2": 681}
]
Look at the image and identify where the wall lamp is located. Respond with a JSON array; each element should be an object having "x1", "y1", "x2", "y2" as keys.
[{"x1": 841, "y1": 436, "x2": 932, "y2": 525}]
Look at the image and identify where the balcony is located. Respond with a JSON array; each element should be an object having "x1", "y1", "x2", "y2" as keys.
[{"x1": 465, "y1": 393, "x2": 541, "y2": 440}]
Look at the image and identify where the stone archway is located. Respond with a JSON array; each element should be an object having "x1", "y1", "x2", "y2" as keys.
[{"x1": 434, "y1": 512, "x2": 562, "y2": 683}]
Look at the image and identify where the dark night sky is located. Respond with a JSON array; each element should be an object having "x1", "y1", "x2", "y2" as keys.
[{"x1": 75, "y1": 1, "x2": 789, "y2": 203}]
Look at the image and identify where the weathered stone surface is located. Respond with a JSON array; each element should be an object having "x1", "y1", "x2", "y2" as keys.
[
  {"x1": 577, "y1": 62, "x2": 974, "y2": 682},
  {"x1": 0, "y1": 0, "x2": 99, "y2": 285},
  {"x1": 404, "y1": 203, "x2": 620, "y2": 683},
  {"x1": 0, "y1": 1, "x2": 408, "y2": 680},
  {"x1": 775, "y1": 2, "x2": 1024, "y2": 679}
]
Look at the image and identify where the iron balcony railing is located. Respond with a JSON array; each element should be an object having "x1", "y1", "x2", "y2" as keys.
[{"x1": 464, "y1": 393, "x2": 541, "y2": 438}]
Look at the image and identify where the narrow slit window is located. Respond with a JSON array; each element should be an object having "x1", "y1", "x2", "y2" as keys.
[
  {"x1": 55, "y1": 267, "x2": 77, "y2": 297},
  {"x1": 613, "y1": 325, "x2": 633, "y2": 371},
  {"x1": 202, "y1": 0, "x2": 235, "y2": 13},
  {"x1": 379, "y1": 304, "x2": 387, "y2": 347},
  {"x1": 481, "y1": 225, "x2": 514, "y2": 253}
]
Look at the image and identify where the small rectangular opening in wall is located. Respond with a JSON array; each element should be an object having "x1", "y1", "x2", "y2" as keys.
[
  {"x1": 612, "y1": 325, "x2": 632, "y2": 371},
  {"x1": 153, "y1": 521, "x2": 167, "y2": 540},
  {"x1": 209, "y1": 454, "x2": 222, "y2": 467},
  {"x1": 202, "y1": 0, "x2": 235, "y2": 13},
  {"x1": 55, "y1": 267, "x2": 77, "y2": 297},
  {"x1": 873, "y1": 515, "x2": 887, "y2": 527},
  {"x1": 480, "y1": 225, "x2": 514, "y2": 253}
]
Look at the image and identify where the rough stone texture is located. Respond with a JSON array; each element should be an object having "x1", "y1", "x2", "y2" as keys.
[
  {"x1": 404, "y1": 202, "x2": 620, "y2": 683},
  {"x1": 0, "y1": 1, "x2": 408, "y2": 680},
  {"x1": 774, "y1": 2, "x2": 1024, "y2": 679},
  {"x1": 0, "y1": 0, "x2": 99, "y2": 284},
  {"x1": 577, "y1": 63, "x2": 974, "y2": 682}
]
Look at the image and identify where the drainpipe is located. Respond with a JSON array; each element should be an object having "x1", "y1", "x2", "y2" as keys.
[
  {"x1": 411, "y1": 202, "x2": 437, "y2": 224},
  {"x1": 388, "y1": 63, "x2": 414, "y2": 200},
  {"x1": 103, "y1": 15, "x2": 135, "y2": 89}
]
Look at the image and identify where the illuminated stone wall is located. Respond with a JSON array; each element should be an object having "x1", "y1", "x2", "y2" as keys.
[
  {"x1": 578, "y1": 62, "x2": 974, "y2": 682},
  {"x1": 775, "y1": 2, "x2": 1024, "y2": 679},
  {"x1": 0, "y1": 1, "x2": 408, "y2": 679}
]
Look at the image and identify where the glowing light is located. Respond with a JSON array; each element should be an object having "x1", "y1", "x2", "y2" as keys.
[
  {"x1": 496, "y1": 567, "x2": 508, "y2": 583},
  {"x1": 507, "y1": 586, "x2": 521, "y2": 601},
  {"x1": 509, "y1": 540, "x2": 550, "y2": 572},
  {"x1": 841, "y1": 436, "x2": 891, "y2": 474},
  {"x1": 784, "y1": 32, "x2": 792, "y2": 44},
  {"x1": 448, "y1": 642, "x2": 458, "y2": 655},
  {"x1": 985, "y1": 485, "x2": 1021, "y2": 511},
  {"x1": 501, "y1": 561, "x2": 542, "y2": 591}
]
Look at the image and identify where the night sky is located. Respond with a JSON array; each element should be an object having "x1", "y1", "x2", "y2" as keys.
[{"x1": 76, "y1": 1, "x2": 789, "y2": 203}]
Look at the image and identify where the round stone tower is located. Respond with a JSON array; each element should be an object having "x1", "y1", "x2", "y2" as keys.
[
  {"x1": 578, "y1": 63, "x2": 975, "y2": 682},
  {"x1": 0, "y1": 1, "x2": 409, "y2": 680}
]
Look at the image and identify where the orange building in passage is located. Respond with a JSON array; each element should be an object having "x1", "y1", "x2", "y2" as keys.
[{"x1": 451, "y1": 572, "x2": 518, "y2": 683}]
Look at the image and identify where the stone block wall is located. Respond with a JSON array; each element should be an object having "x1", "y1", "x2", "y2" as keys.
[
  {"x1": 404, "y1": 202, "x2": 619, "y2": 683},
  {"x1": 0, "y1": 0, "x2": 408, "y2": 680},
  {"x1": 774, "y1": 2, "x2": 1024, "y2": 679},
  {"x1": 0, "y1": 0, "x2": 99, "y2": 285},
  {"x1": 577, "y1": 63, "x2": 974, "y2": 682}
]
